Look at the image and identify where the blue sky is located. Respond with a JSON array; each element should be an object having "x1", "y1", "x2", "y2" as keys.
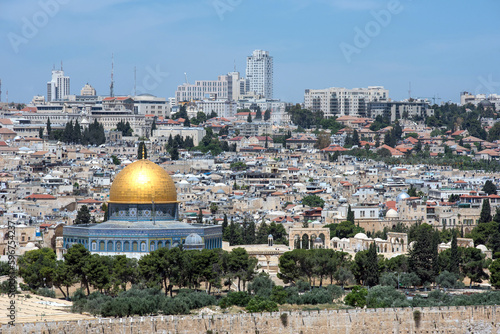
[{"x1": 1, "y1": 0, "x2": 499, "y2": 104}]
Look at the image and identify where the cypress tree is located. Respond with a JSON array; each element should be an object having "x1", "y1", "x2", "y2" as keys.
[
  {"x1": 347, "y1": 205, "x2": 355, "y2": 224},
  {"x1": 448, "y1": 230, "x2": 460, "y2": 274},
  {"x1": 46, "y1": 117, "x2": 52, "y2": 137},
  {"x1": 479, "y1": 199, "x2": 492, "y2": 224},
  {"x1": 365, "y1": 242, "x2": 379, "y2": 287}
]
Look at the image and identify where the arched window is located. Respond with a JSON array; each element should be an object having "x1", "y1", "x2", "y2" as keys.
[
  {"x1": 99, "y1": 241, "x2": 105, "y2": 251},
  {"x1": 124, "y1": 241, "x2": 130, "y2": 251},
  {"x1": 141, "y1": 242, "x2": 146, "y2": 252},
  {"x1": 116, "y1": 241, "x2": 122, "y2": 251},
  {"x1": 91, "y1": 241, "x2": 97, "y2": 251},
  {"x1": 132, "y1": 241, "x2": 138, "y2": 251},
  {"x1": 107, "y1": 241, "x2": 113, "y2": 252}
]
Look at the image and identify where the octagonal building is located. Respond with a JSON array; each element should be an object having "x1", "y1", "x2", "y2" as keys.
[{"x1": 62, "y1": 158, "x2": 222, "y2": 258}]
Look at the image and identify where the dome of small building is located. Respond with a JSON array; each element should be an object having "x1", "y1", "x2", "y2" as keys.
[
  {"x1": 185, "y1": 233, "x2": 203, "y2": 245},
  {"x1": 268, "y1": 234, "x2": 273, "y2": 238},
  {"x1": 476, "y1": 244, "x2": 488, "y2": 252},
  {"x1": 314, "y1": 237, "x2": 322, "y2": 243},
  {"x1": 354, "y1": 233, "x2": 368, "y2": 239},
  {"x1": 396, "y1": 192, "x2": 410, "y2": 202},
  {"x1": 109, "y1": 159, "x2": 177, "y2": 204},
  {"x1": 386, "y1": 209, "x2": 398, "y2": 218},
  {"x1": 480, "y1": 99, "x2": 493, "y2": 107}
]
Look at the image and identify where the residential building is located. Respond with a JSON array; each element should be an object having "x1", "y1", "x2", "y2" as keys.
[
  {"x1": 175, "y1": 75, "x2": 232, "y2": 103},
  {"x1": 367, "y1": 100, "x2": 434, "y2": 122},
  {"x1": 133, "y1": 94, "x2": 170, "y2": 118},
  {"x1": 47, "y1": 68, "x2": 70, "y2": 102},
  {"x1": 304, "y1": 86, "x2": 388, "y2": 118},
  {"x1": 246, "y1": 50, "x2": 273, "y2": 98}
]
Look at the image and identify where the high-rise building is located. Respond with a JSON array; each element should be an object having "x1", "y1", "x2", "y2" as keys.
[
  {"x1": 304, "y1": 86, "x2": 389, "y2": 118},
  {"x1": 47, "y1": 68, "x2": 70, "y2": 102},
  {"x1": 246, "y1": 50, "x2": 273, "y2": 98},
  {"x1": 80, "y1": 83, "x2": 96, "y2": 96}
]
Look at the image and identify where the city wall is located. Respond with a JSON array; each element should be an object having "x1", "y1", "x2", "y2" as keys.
[{"x1": 2, "y1": 305, "x2": 499, "y2": 334}]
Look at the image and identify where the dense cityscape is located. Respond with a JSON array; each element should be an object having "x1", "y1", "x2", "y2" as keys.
[{"x1": 1, "y1": 1, "x2": 500, "y2": 332}]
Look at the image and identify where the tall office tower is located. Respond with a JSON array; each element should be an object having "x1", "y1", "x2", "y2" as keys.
[
  {"x1": 47, "y1": 66, "x2": 70, "y2": 101},
  {"x1": 246, "y1": 50, "x2": 273, "y2": 98}
]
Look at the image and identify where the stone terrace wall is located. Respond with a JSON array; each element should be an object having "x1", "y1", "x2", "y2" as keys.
[{"x1": 2, "y1": 305, "x2": 499, "y2": 334}]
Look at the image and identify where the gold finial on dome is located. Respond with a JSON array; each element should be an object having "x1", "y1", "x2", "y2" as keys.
[{"x1": 108, "y1": 159, "x2": 178, "y2": 204}]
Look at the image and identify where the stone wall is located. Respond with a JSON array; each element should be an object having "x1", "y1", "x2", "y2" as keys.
[{"x1": 2, "y1": 305, "x2": 499, "y2": 334}]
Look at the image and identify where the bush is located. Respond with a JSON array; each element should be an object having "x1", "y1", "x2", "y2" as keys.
[
  {"x1": 300, "y1": 288, "x2": 332, "y2": 305},
  {"x1": 270, "y1": 286, "x2": 288, "y2": 305},
  {"x1": 379, "y1": 272, "x2": 398, "y2": 288},
  {"x1": 246, "y1": 296, "x2": 278, "y2": 313},
  {"x1": 280, "y1": 313, "x2": 288, "y2": 327},
  {"x1": 365, "y1": 285, "x2": 406, "y2": 308},
  {"x1": 219, "y1": 291, "x2": 251, "y2": 308},
  {"x1": 296, "y1": 280, "x2": 311, "y2": 293},
  {"x1": 248, "y1": 273, "x2": 274, "y2": 298},
  {"x1": 177, "y1": 290, "x2": 217, "y2": 310},
  {"x1": 413, "y1": 309, "x2": 422, "y2": 328},
  {"x1": 36, "y1": 287, "x2": 56, "y2": 298},
  {"x1": 435, "y1": 271, "x2": 463, "y2": 289},
  {"x1": 344, "y1": 286, "x2": 368, "y2": 308},
  {"x1": 161, "y1": 298, "x2": 190, "y2": 315},
  {"x1": 327, "y1": 284, "x2": 344, "y2": 301}
]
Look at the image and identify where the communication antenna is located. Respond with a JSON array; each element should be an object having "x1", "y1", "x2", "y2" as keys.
[
  {"x1": 134, "y1": 66, "x2": 137, "y2": 96},
  {"x1": 110, "y1": 53, "x2": 114, "y2": 97},
  {"x1": 184, "y1": 72, "x2": 189, "y2": 84},
  {"x1": 0, "y1": 79, "x2": 2, "y2": 102},
  {"x1": 408, "y1": 81, "x2": 412, "y2": 99},
  {"x1": 61, "y1": 60, "x2": 63, "y2": 71}
]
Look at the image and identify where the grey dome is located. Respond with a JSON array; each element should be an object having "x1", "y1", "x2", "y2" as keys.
[
  {"x1": 396, "y1": 192, "x2": 410, "y2": 202},
  {"x1": 185, "y1": 233, "x2": 203, "y2": 245}
]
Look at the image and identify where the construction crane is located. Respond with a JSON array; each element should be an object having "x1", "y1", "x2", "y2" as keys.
[{"x1": 417, "y1": 95, "x2": 442, "y2": 104}]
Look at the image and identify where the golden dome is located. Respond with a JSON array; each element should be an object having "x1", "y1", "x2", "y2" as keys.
[{"x1": 109, "y1": 159, "x2": 178, "y2": 204}]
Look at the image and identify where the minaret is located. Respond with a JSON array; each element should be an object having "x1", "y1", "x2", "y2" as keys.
[{"x1": 110, "y1": 53, "x2": 114, "y2": 97}]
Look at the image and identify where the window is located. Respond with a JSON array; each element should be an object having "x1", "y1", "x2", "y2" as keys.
[{"x1": 92, "y1": 241, "x2": 97, "y2": 251}]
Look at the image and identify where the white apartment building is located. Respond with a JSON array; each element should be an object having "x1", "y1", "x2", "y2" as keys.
[
  {"x1": 246, "y1": 50, "x2": 273, "y2": 99},
  {"x1": 152, "y1": 126, "x2": 206, "y2": 146},
  {"x1": 175, "y1": 75, "x2": 232, "y2": 103},
  {"x1": 367, "y1": 100, "x2": 434, "y2": 122},
  {"x1": 228, "y1": 71, "x2": 249, "y2": 101},
  {"x1": 133, "y1": 94, "x2": 170, "y2": 118},
  {"x1": 237, "y1": 98, "x2": 292, "y2": 124},
  {"x1": 195, "y1": 100, "x2": 237, "y2": 118},
  {"x1": 47, "y1": 68, "x2": 70, "y2": 102},
  {"x1": 460, "y1": 91, "x2": 500, "y2": 109},
  {"x1": 304, "y1": 86, "x2": 388, "y2": 118}
]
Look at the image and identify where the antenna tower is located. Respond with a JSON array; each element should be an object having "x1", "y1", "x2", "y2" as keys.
[
  {"x1": 134, "y1": 66, "x2": 137, "y2": 96},
  {"x1": 0, "y1": 79, "x2": 2, "y2": 102},
  {"x1": 110, "y1": 53, "x2": 114, "y2": 97}
]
